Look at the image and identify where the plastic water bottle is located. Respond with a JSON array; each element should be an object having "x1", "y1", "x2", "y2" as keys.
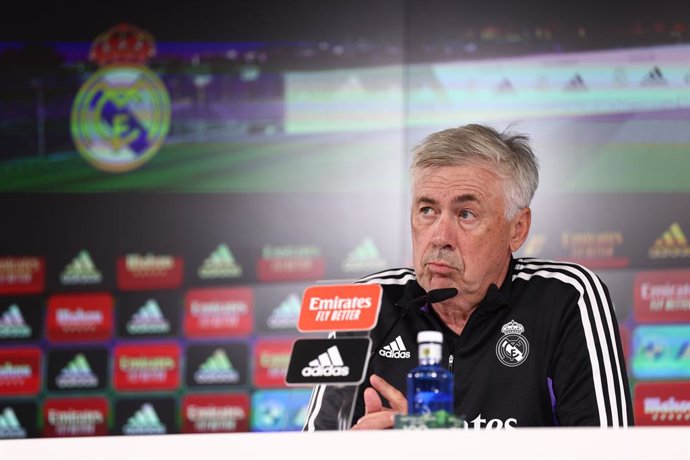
[{"x1": 406, "y1": 330, "x2": 454, "y2": 416}]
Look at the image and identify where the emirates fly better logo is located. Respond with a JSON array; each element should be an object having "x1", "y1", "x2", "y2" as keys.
[
  {"x1": 298, "y1": 284, "x2": 382, "y2": 332},
  {"x1": 43, "y1": 397, "x2": 108, "y2": 437},
  {"x1": 184, "y1": 288, "x2": 253, "y2": 337},
  {"x1": 0, "y1": 257, "x2": 45, "y2": 295},
  {"x1": 182, "y1": 394, "x2": 249, "y2": 433},
  {"x1": 635, "y1": 270, "x2": 690, "y2": 323},
  {"x1": 254, "y1": 339, "x2": 293, "y2": 388},
  {"x1": 114, "y1": 344, "x2": 180, "y2": 391}
]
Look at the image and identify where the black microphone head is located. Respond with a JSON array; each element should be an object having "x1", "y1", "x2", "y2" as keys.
[{"x1": 427, "y1": 287, "x2": 458, "y2": 304}]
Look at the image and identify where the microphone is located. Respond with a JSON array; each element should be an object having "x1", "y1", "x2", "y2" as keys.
[
  {"x1": 371, "y1": 287, "x2": 458, "y2": 357},
  {"x1": 426, "y1": 287, "x2": 459, "y2": 304}
]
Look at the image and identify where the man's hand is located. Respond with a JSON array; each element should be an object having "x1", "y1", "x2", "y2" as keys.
[{"x1": 351, "y1": 374, "x2": 408, "y2": 430}]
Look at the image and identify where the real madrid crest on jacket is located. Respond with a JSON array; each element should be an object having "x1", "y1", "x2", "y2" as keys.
[{"x1": 303, "y1": 257, "x2": 634, "y2": 429}]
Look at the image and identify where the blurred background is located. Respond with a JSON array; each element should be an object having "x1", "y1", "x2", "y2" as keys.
[{"x1": 0, "y1": 0, "x2": 689, "y2": 437}]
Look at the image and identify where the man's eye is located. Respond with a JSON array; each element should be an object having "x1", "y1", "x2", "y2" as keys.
[
  {"x1": 420, "y1": 206, "x2": 434, "y2": 215},
  {"x1": 459, "y1": 210, "x2": 475, "y2": 219}
]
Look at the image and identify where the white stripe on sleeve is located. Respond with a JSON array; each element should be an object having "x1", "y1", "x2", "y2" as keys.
[{"x1": 514, "y1": 260, "x2": 628, "y2": 427}]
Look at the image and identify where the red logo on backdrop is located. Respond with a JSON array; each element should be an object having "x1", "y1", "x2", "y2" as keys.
[
  {"x1": 634, "y1": 270, "x2": 690, "y2": 323},
  {"x1": 182, "y1": 394, "x2": 249, "y2": 433},
  {"x1": 561, "y1": 231, "x2": 629, "y2": 268},
  {"x1": 117, "y1": 253, "x2": 184, "y2": 290},
  {"x1": 43, "y1": 397, "x2": 109, "y2": 437},
  {"x1": 254, "y1": 339, "x2": 293, "y2": 388},
  {"x1": 184, "y1": 287, "x2": 253, "y2": 337},
  {"x1": 0, "y1": 348, "x2": 41, "y2": 395},
  {"x1": 634, "y1": 382, "x2": 690, "y2": 425},
  {"x1": 114, "y1": 343, "x2": 180, "y2": 391},
  {"x1": 46, "y1": 293, "x2": 113, "y2": 342},
  {"x1": 298, "y1": 284, "x2": 382, "y2": 332},
  {"x1": 0, "y1": 257, "x2": 45, "y2": 294},
  {"x1": 257, "y1": 245, "x2": 326, "y2": 281}
]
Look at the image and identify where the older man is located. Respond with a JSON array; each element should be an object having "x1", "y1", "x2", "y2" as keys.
[{"x1": 304, "y1": 124, "x2": 633, "y2": 429}]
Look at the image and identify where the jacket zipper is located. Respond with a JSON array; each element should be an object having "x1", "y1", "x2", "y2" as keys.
[{"x1": 448, "y1": 354, "x2": 454, "y2": 372}]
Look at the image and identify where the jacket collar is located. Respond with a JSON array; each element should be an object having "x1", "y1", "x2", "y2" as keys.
[{"x1": 475, "y1": 256, "x2": 513, "y2": 314}]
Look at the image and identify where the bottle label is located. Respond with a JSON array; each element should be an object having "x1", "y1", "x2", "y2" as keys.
[{"x1": 419, "y1": 342, "x2": 442, "y2": 364}]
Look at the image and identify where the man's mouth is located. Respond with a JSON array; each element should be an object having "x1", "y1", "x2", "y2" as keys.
[{"x1": 426, "y1": 262, "x2": 455, "y2": 274}]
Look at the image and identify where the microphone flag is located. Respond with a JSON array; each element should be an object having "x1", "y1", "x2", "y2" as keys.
[
  {"x1": 287, "y1": 283, "x2": 380, "y2": 386},
  {"x1": 285, "y1": 337, "x2": 371, "y2": 386},
  {"x1": 297, "y1": 284, "x2": 382, "y2": 332}
]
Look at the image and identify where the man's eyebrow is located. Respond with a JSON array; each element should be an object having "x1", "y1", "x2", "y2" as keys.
[
  {"x1": 416, "y1": 196, "x2": 438, "y2": 205},
  {"x1": 453, "y1": 194, "x2": 479, "y2": 205},
  {"x1": 415, "y1": 194, "x2": 480, "y2": 206}
]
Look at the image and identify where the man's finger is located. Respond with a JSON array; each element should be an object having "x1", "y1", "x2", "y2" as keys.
[
  {"x1": 370, "y1": 374, "x2": 408, "y2": 413},
  {"x1": 363, "y1": 387, "x2": 383, "y2": 415},
  {"x1": 352, "y1": 411, "x2": 395, "y2": 430}
]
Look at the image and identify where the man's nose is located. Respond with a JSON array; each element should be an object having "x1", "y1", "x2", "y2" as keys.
[{"x1": 430, "y1": 212, "x2": 456, "y2": 248}]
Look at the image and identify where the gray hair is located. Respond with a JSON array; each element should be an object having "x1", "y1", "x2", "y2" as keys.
[{"x1": 411, "y1": 124, "x2": 540, "y2": 219}]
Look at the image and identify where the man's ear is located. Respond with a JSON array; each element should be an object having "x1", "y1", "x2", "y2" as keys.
[{"x1": 509, "y1": 207, "x2": 531, "y2": 253}]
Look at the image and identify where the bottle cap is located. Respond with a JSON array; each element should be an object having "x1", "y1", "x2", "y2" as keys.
[{"x1": 417, "y1": 330, "x2": 443, "y2": 344}]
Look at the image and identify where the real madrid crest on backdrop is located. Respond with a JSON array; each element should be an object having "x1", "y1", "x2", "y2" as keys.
[
  {"x1": 496, "y1": 320, "x2": 530, "y2": 367},
  {"x1": 70, "y1": 24, "x2": 171, "y2": 173}
]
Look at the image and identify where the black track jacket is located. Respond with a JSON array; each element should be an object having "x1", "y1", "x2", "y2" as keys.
[{"x1": 303, "y1": 257, "x2": 634, "y2": 429}]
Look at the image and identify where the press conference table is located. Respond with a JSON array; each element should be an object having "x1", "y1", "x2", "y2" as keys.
[{"x1": 0, "y1": 427, "x2": 688, "y2": 460}]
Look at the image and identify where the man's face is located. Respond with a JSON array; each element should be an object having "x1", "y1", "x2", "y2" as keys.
[{"x1": 411, "y1": 164, "x2": 518, "y2": 309}]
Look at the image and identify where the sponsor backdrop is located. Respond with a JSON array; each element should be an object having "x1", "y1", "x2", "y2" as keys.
[{"x1": 1, "y1": 2, "x2": 690, "y2": 437}]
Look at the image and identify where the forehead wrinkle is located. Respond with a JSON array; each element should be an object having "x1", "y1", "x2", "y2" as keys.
[{"x1": 413, "y1": 165, "x2": 496, "y2": 206}]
